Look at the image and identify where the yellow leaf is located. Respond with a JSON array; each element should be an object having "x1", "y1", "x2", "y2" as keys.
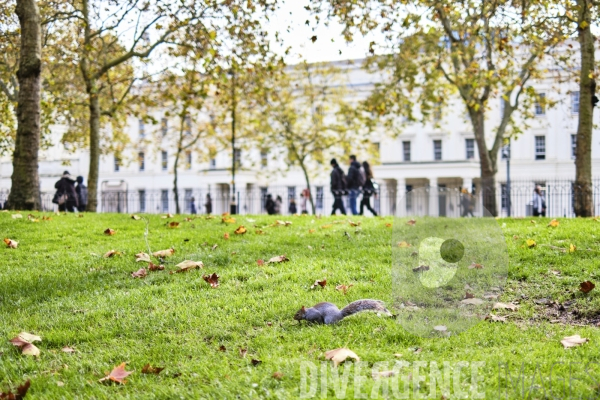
[
  {"x1": 548, "y1": 219, "x2": 559, "y2": 227},
  {"x1": 526, "y1": 239, "x2": 536, "y2": 248},
  {"x1": 569, "y1": 244, "x2": 577, "y2": 253},
  {"x1": 234, "y1": 226, "x2": 247, "y2": 234}
]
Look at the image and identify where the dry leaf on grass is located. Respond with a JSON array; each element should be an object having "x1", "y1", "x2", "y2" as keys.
[
  {"x1": 272, "y1": 220, "x2": 292, "y2": 226},
  {"x1": 103, "y1": 250, "x2": 121, "y2": 258},
  {"x1": 465, "y1": 291, "x2": 475, "y2": 299},
  {"x1": 256, "y1": 259, "x2": 265, "y2": 266},
  {"x1": 211, "y1": 244, "x2": 218, "y2": 251},
  {"x1": 548, "y1": 219, "x2": 560, "y2": 227},
  {"x1": 131, "y1": 214, "x2": 141, "y2": 220},
  {"x1": 267, "y1": 255, "x2": 289, "y2": 263},
  {"x1": 255, "y1": 229, "x2": 265, "y2": 234},
  {"x1": 325, "y1": 348, "x2": 360, "y2": 367},
  {"x1": 251, "y1": 359, "x2": 262, "y2": 366},
  {"x1": 468, "y1": 263, "x2": 483, "y2": 269},
  {"x1": 99, "y1": 363, "x2": 133, "y2": 384},
  {"x1": 397, "y1": 241, "x2": 412, "y2": 248},
  {"x1": 203, "y1": 273, "x2": 220, "y2": 287},
  {"x1": 272, "y1": 371, "x2": 284, "y2": 380},
  {"x1": 526, "y1": 239, "x2": 537, "y2": 248},
  {"x1": 310, "y1": 279, "x2": 327, "y2": 289},
  {"x1": 62, "y1": 346, "x2": 76, "y2": 353},
  {"x1": 461, "y1": 298, "x2": 484, "y2": 305},
  {"x1": 412, "y1": 265, "x2": 429, "y2": 272},
  {"x1": 348, "y1": 220, "x2": 361, "y2": 227},
  {"x1": 175, "y1": 260, "x2": 203, "y2": 272},
  {"x1": 530, "y1": 220, "x2": 537, "y2": 224},
  {"x1": 335, "y1": 284, "x2": 353, "y2": 294},
  {"x1": 104, "y1": 228, "x2": 116, "y2": 236},
  {"x1": 406, "y1": 219, "x2": 416, "y2": 225},
  {"x1": 561, "y1": 335, "x2": 588, "y2": 348},
  {"x1": 385, "y1": 223, "x2": 392, "y2": 228},
  {"x1": 223, "y1": 232, "x2": 230, "y2": 240},
  {"x1": 321, "y1": 224, "x2": 332, "y2": 229},
  {"x1": 4, "y1": 238, "x2": 18, "y2": 248},
  {"x1": 433, "y1": 325, "x2": 447, "y2": 332},
  {"x1": 148, "y1": 262, "x2": 164, "y2": 271},
  {"x1": 493, "y1": 302, "x2": 519, "y2": 311},
  {"x1": 308, "y1": 229, "x2": 315, "y2": 233},
  {"x1": 11, "y1": 214, "x2": 22, "y2": 219},
  {"x1": 222, "y1": 216, "x2": 236, "y2": 224},
  {"x1": 131, "y1": 268, "x2": 147, "y2": 279},
  {"x1": 152, "y1": 248, "x2": 175, "y2": 258},
  {"x1": 486, "y1": 315, "x2": 506, "y2": 322},
  {"x1": 141, "y1": 364, "x2": 164, "y2": 374},
  {"x1": 161, "y1": 213, "x2": 173, "y2": 219},
  {"x1": 580, "y1": 281, "x2": 595, "y2": 293},
  {"x1": 0, "y1": 380, "x2": 30, "y2": 400},
  {"x1": 135, "y1": 252, "x2": 151, "y2": 262},
  {"x1": 569, "y1": 244, "x2": 577, "y2": 253},
  {"x1": 9, "y1": 332, "x2": 41, "y2": 357},
  {"x1": 168, "y1": 221, "x2": 180, "y2": 229},
  {"x1": 235, "y1": 226, "x2": 247, "y2": 234}
]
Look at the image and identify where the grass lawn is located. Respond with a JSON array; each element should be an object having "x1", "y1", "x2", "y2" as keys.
[{"x1": 1, "y1": 212, "x2": 600, "y2": 399}]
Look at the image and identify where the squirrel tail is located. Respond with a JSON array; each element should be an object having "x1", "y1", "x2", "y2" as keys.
[{"x1": 340, "y1": 299, "x2": 392, "y2": 318}]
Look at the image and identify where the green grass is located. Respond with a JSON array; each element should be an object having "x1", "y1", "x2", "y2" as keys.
[{"x1": 1, "y1": 212, "x2": 600, "y2": 399}]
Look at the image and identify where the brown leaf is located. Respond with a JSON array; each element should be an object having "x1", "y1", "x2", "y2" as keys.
[
  {"x1": 99, "y1": 362, "x2": 133, "y2": 384},
  {"x1": 152, "y1": 248, "x2": 175, "y2": 258},
  {"x1": 468, "y1": 263, "x2": 484, "y2": 269},
  {"x1": 203, "y1": 273, "x2": 220, "y2": 287},
  {"x1": 561, "y1": 335, "x2": 588, "y2": 348},
  {"x1": 168, "y1": 221, "x2": 180, "y2": 229},
  {"x1": 239, "y1": 348, "x2": 248, "y2": 358},
  {"x1": 465, "y1": 291, "x2": 475, "y2": 299},
  {"x1": 310, "y1": 279, "x2": 327, "y2": 289},
  {"x1": 131, "y1": 214, "x2": 141, "y2": 220},
  {"x1": 310, "y1": 35, "x2": 317, "y2": 43},
  {"x1": 325, "y1": 348, "x2": 360, "y2": 367},
  {"x1": 580, "y1": 281, "x2": 595, "y2": 293},
  {"x1": 104, "y1": 228, "x2": 116, "y2": 236},
  {"x1": 223, "y1": 232, "x2": 230, "y2": 240},
  {"x1": 141, "y1": 364, "x2": 164, "y2": 374},
  {"x1": 548, "y1": 219, "x2": 560, "y2": 227},
  {"x1": 348, "y1": 220, "x2": 361, "y2": 227},
  {"x1": 267, "y1": 255, "x2": 289, "y2": 263},
  {"x1": 412, "y1": 265, "x2": 429, "y2": 272},
  {"x1": 175, "y1": 260, "x2": 204, "y2": 272},
  {"x1": 335, "y1": 284, "x2": 353, "y2": 294},
  {"x1": 104, "y1": 250, "x2": 120, "y2": 258},
  {"x1": 0, "y1": 380, "x2": 30, "y2": 400},
  {"x1": 256, "y1": 259, "x2": 265, "y2": 266},
  {"x1": 255, "y1": 229, "x2": 265, "y2": 234},
  {"x1": 397, "y1": 241, "x2": 411, "y2": 248},
  {"x1": 493, "y1": 302, "x2": 519, "y2": 311},
  {"x1": 385, "y1": 223, "x2": 392, "y2": 228},
  {"x1": 251, "y1": 359, "x2": 262, "y2": 366},
  {"x1": 42, "y1": 216, "x2": 52, "y2": 221},
  {"x1": 272, "y1": 371, "x2": 284, "y2": 380},
  {"x1": 406, "y1": 219, "x2": 416, "y2": 225},
  {"x1": 235, "y1": 226, "x2": 247, "y2": 234},
  {"x1": 62, "y1": 346, "x2": 76, "y2": 353},
  {"x1": 135, "y1": 252, "x2": 151, "y2": 262},
  {"x1": 161, "y1": 213, "x2": 173, "y2": 219},
  {"x1": 222, "y1": 216, "x2": 236, "y2": 224},
  {"x1": 148, "y1": 262, "x2": 164, "y2": 271},
  {"x1": 218, "y1": 345, "x2": 226, "y2": 352},
  {"x1": 131, "y1": 268, "x2": 147, "y2": 278},
  {"x1": 4, "y1": 238, "x2": 18, "y2": 249}
]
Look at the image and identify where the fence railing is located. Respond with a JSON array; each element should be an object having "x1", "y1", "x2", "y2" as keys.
[{"x1": 1, "y1": 179, "x2": 599, "y2": 217}]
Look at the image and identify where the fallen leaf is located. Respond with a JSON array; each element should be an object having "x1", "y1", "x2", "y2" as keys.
[
  {"x1": 203, "y1": 273, "x2": 220, "y2": 287},
  {"x1": 0, "y1": 380, "x2": 30, "y2": 400},
  {"x1": 393, "y1": 353, "x2": 402, "y2": 358},
  {"x1": 348, "y1": 220, "x2": 361, "y2": 227},
  {"x1": 152, "y1": 248, "x2": 175, "y2": 258},
  {"x1": 561, "y1": 335, "x2": 588, "y2": 348},
  {"x1": 468, "y1": 262, "x2": 483, "y2": 269},
  {"x1": 580, "y1": 281, "x2": 595, "y2": 293},
  {"x1": 62, "y1": 346, "x2": 76, "y2": 353},
  {"x1": 255, "y1": 229, "x2": 265, "y2": 234},
  {"x1": 272, "y1": 371, "x2": 284, "y2": 380},
  {"x1": 9, "y1": 332, "x2": 41, "y2": 357},
  {"x1": 465, "y1": 291, "x2": 475, "y2": 299},
  {"x1": 57, "y1": 381, "x2": 64, "y2": 387},
  {"x1": 267, "y1": 255, "x2": 289, "y2": 263},
  {"x1": 175, "y1": 260, "x2": 204, "y2": 272},
  {"x1": 104, "y1": 250, "x2": 119, "y2": 258},
  {"x1": 433, "y1": 325, "x2": 447, "y2": 332},
  {"x1": 11, "y1": 213, "x2": 22, "y2": 219},
  {"x1": 526, "y1": 239, "x2": 536, "y2": 248},
  {"x1": 412, "y1": 265, "x2": 429, "y2": 272},
  {"x1": 168, "y1": 221, "x2": 180, "y2": 228},
  {"x1": 308, "y1": 229, "x2": 315, "y2": 233},
  {"x1": 235, "y1": 226, "x2": 247, "y2": 234},
  {"x1": 335, "y1": 284, "x2": 353, "y2": 294},
  {"x1": 135, "y1": 252, "x2": 151, "y2": 262},
  {"x1": 4, "y1": 238, "x2": 18, "y2": 249},
  {"x1": 493, "y1": 302, "x2": 519, "y2": 311},
  {"x1": 131, "y1": 214, "x2": 141, "y2": 220},
  {"x1": 548, "y1": 219, "x2": 560, "y2": 227},
  {"x1": 397, "y1": 241, "x2": 412, "y2": 248},
  {"x1": 99, "y1": 362, "x2": 133, "y2": 384},
  {"x1": 385, "y1": 223, "x2": 392, "y2": 228},
  {"x1": 321, "y1": 224, "x2": 332, "y2": 229},
  {"x1": 310, "y1": 279, "x2": 327, "y2": 289},
  {"x1": 222, "y1": 216, "x2": 236, "y2": 224},
  {"x1": 569, "y1": 244, "x2": 577, "y2": 253},
  {"x1": 131, "y1": 268, "x2": 147, "y2": 278},
  {"x1": 219, "y1": 345, "x2": 226, "y2": 352},
  {"x1": 461, "y1": 298, "x2": 484, "y2": 305},
  {"x1": 223, "y1": 232, "x2": 230, "y2": 240},
  {"x1": 257, "y1": 259, "x2": 265, "y2": 266},
  {"x1": 104, "y1": 228, "x2": 116, "y2": 236},
  {"x1": 486, "y1": 315, "x2": 506, "y2": 322},
  {"x1": 141, "y1": 364, "x2": 164, "y2": 375},
  {"x1": 273, "y1": 220, "x2": 292, "y2": 226},
  {"x1": 239, "y1": 348, "x2": 247, "y2": 358},
  {"x1": 211, "y1": 244, "x2": 218, "y2": 250},
  {"x1": 161, "y1": 213, "x2": 173, "y2": 219},
  {"x1": 406, "y1": 219, "x2": 416, "y2": 225},
  {"x1": 325, "y1": 348, "x2": 360, "y2": 367},
  {"x1": 15, "y1": 332, "x2": 41, "y2": 343},
  {"x1": 251, "y1": 359, "x2": 262, "y2": 366},
  {"x1": 550, "y1": 270, "x2": 561, "y2": 276},
  {"x1": 148, "y1": 262, "x2": 164, "y2": 271},
  {"x1": 42, "y1": 216, "x2": 52, "y2": 221},
  {"x1": 530, "y1": 220, "x2": 536, "y2": 224}
]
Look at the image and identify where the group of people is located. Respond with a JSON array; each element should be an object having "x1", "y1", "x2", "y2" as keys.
[
  {"x1": 53, "y1": 171, "x2": 88, "y2": 212},
  {"x1": 330, "y1": 155, "x2": 377, "y2": 216},
  {"x1": 264, "y1": 188, "x2": 312, "y2": 215}
]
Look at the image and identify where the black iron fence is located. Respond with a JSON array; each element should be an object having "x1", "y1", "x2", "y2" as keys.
[{"x1": 1, "y1": 179, "x2": 599, "y2": 217}]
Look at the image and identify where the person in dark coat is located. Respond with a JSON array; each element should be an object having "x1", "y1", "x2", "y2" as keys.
[
  {"x1": 289, "y1": 198, "x2": 297, "y2": 214},
  {"x1": 75, "y1": 176, "x2": 88, "y2": 212},
  {"x1": 54, "y1": 171, "x2": 78, "y2": 212},
  {"x1": 359, "y1": 161, "x2": 377, "y2": 216},
  {"x1": 346, "y1": 155, "x2": 361, "y2": 215},
  {"x1": 330, "y1": 158, "x2": 346, "y2": 215},
  {"x1": 265, "y1": 194, "x2": 276, "y2": 215}
]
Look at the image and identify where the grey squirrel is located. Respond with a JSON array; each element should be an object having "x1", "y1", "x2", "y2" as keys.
[{"x1": 294, "y1": 300, "x2": 392, "y2": 325}]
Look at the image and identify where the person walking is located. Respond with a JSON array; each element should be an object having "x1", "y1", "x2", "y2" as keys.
[
  {"x1": 204, "y1": 193, "x2": 212, "y2": 214},
  {"x1": 190, "y1": 197, "x2": 197, "y2": 214},
  {"x1": 359, "y1": 161, "x2": 377, "y2": 216},
  {"x1": 346, "y1": 155, "x2": 362, "y2": 215},
  {"x1": 75, "y1": 176, "x2": 88, "y2": 212},
  {"x1": 330, "y1": 158, "x2": 346, "y2": 215},
  {"x1": 275, "y1": 195, "x2": 283, "y2": 214},
  {"x1": 53, "y1": 171, "x2": 78, "y2": 212},
  {"x1": 532, "y1": 185, "x2": 546, "y2": 217},
  {"x1": 300, "y1": 188, "x2": 309, "y2": 214},
  {"x1": 289, "y1": 198, "x2": 297, "y2": 214},
  {"x1": 265, "y1": 194, "x2": 276, "y2": 215},
  {"x1": 460, "y1": 188, "x2": 474, "y2": 217}
]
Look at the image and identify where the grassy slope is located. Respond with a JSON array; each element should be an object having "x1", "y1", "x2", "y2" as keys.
[{"x1": 0, "y1": 213, "x2": 599, "y2": 399}]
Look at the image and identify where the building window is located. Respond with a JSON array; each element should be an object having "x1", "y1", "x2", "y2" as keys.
[
  {"x1": 185, "y1": 151, "x2": 192, "y2": 170},
  {"x1": 138, "y1": 152, "x2": 145, "y2": 172},
  {"x1": 571, "y1": 134, "x2": 577, "y2": 159},
  {"x1": 433, "y1": 140, "x2": 442, "y2": 161},
  {"x1": 138, "y1": 190, "x2": 146, "y2": 213},
  {"x1": 402, "y1": 141, "x2": 411, "y2": 162},
  {"x1": 534, "y1": 93, "x2": 546, "y2": 116},
  {"x1": 465, "y1": 138, "x2": 475, "y2": 160},
  {"x1": 184, "y1": 115, "x2": 192, "y2": 135},
  {"x1": 161, "y1": 190, "x2": 169, "y2": 213},
  {"x1": 501, "y1": 183, "x2": 508, "y2": 210},
  {"x1": 210, "y1": 158, "x2": 216, "y2": 170},
  {"x1": 406, "y1": 184, "x2": 413, "y2": 213},
  {"x1": 535, "y1": 136, "x2": 546, "y2": 160},
  {"x1": 572, "y1": 91, "x2": 580, "y2": 114},
  {"x1": 138, "y1": 119, "x2": 145, "y2": 138},
  {"x1": 234, "y1": 148, "x2": 241, "y2": 168},
  {"x1": 260, "y1": 149, "x2": 268, "y2": 168},
  {"x1": 161, "y1": 117, "x2": 168, "y2": 136},
  {"x1": 161, "y1": 151, "x2": 168, "y2": 171},
  {"x1": 114, "y1": 156, "x2": 121, "y2": 172}
]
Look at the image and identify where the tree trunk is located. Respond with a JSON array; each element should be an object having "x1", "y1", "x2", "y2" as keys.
[
  {"x1": 299, "y1": 162, "x2": 316, "y2": 214},
  {"x1": 86, "y1": 87, "x2": 100, "y2": 212},
  {"x1": 468, "y1": 106, "x2": 498, "y2": 216},
  {"x1": 574, "y1": 0, "x2": 595, "y2": 217},
  {"x1": 174, "y1": 148, "x2": 180, "y2": 215},
  {"x1": 7, "y1": 0, "x2": 42, "y2": 211}
]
